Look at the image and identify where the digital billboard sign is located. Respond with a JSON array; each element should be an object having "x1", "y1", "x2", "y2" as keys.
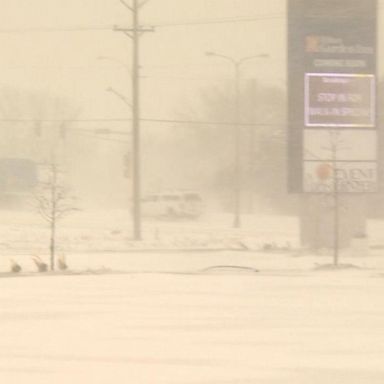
[
  {"x1": 287, "y1": 0, "x2": 377, "y2": 193},
  {"x1": 305, "y1": 73, "x2": 375, "y2": 127}
]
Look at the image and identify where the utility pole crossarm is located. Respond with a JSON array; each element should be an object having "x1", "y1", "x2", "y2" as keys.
[
  {"x1": 113, "y1": 25, "x2": 133, "y2": 39},
  {"x1": 139, "y1": 26, "x2": 155, "y2": 36},
  {"x1": 114, "y1": 25, "x2": 154, "y2": 37}
]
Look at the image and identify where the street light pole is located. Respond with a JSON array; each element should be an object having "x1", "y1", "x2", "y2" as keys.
[
  {"x1": 131, "y1": 0, "x2": 142, "y2": 241},
  {"x1": 205, "y1": 52, "x2": 268, "y2": 228},
  {"x1": 233, "y1": 62, "x2": 241, "y2": 228}
]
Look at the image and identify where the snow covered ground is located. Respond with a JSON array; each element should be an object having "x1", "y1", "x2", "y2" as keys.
[
  {"x1": 1, "y1": 210, "x2": 384, "y2": 383},
  {"x1": 1, "y1": 270, "x2": 384, "y2": 383},
  {"x1": 0, "y1": 210, "x2": 300, "y2": 257},
  {"x1": 1, "y1": 208, "x2": 384, "y2": 272}
]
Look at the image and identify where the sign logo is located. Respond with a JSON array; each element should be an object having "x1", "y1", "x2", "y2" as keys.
[
  {"x1": 305, "y1": 35, "x2": 374, "y2": 55},
  {"x1": 316, "y1": 163, "x2": 333, "y2": 181},
  {"x1": 306, "y1": 35, "x2": 320, "y2": 53}
]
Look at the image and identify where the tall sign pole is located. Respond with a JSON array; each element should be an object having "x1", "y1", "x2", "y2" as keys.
[{"x1": 288, "y1": 0, "x2": 378, "y2": 259}]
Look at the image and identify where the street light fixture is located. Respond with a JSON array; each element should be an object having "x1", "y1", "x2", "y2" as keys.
[
  {"x1": 106, "y1": 87, "x2": 133, "y2": 109},
  {"x1": 205, "y1": 51, "x2": 269, "y2": 228}
]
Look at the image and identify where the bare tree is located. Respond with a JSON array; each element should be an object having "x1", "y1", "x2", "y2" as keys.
[
  {"x1": 34, "y1": 162, "x2": 78, "y2": 271},
  {"x1": 153, "y1": 79, "x2": 290, "y2": 213}
]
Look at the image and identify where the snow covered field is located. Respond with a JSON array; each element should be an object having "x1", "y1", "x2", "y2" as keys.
[
  {"x1": 2, "y1": 208, "x2": 384, "y2": 272},
  {"x1": 1, "y1": 210, "x2": 384, "y2": 383},
  {"x1": 0, "y1": 210, "x2": 300, "y2": 257},
  {"x1": 1, "y1": 270, "x2": 384, "y2": 384}
]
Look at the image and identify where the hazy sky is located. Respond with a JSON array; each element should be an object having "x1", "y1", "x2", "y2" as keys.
[
  {"x1": 0, "y1": 0, "x2": 383, "y2": 126},
  {"x1": 0, "y1": 0, "x2": 286, "y2": 123}
]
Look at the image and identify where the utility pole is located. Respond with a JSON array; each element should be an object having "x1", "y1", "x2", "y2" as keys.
[{"x1": 114, "y1": 0, "x2": 153, "y2": 240}]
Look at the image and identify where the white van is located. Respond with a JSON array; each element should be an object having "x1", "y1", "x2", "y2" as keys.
[{"x1": 142, "y1": 191, "x2": 204, "y2": 219}]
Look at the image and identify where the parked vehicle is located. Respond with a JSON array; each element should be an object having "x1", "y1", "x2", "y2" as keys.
[{"x1": 141, "y1": 190, "x2": 204, "y2": 219}]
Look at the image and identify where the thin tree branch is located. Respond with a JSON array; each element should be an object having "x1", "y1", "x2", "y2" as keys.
[
  {"x1": 119, "y1": 0, "x2": 133, "y2": 11},
  {"x1": 38, "y1": 206, "x2": 52, "y2": 223},
  {"x1": 56, "y1": 207, "x2": 80, "y2": 220}
]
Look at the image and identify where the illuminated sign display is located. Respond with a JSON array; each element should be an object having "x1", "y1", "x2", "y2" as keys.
[
  {"x1": 305, "y1": 73, "x2": 375, "y2": 127},
  {"x1": 287, "y1": 0, "x2": 377, "y2": 193}
]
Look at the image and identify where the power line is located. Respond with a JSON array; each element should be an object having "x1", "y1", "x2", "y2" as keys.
[
  {"x1": 67, "y1": 127, "x2": 130, "y2": 135},
  {"x1": 2, "y1": 6, "x2": 384, "y2": 34},
  {"x1": 142, "y1": 118, "x2": 285, "y2": 127},
  {"x1": 0, "y1": 118, "x2": 128, "y2": 122},
  {"x1": 0, "y1": 117, "x2": 285, "y2": 127},
  {"x1": 151, "y1": 13, "x2": 285, "y2": 28},
  {"x1": 0, "y1": 12, "x2": 286, "y2": 35},
  {"x1": 0, "y1": 26, "x2": 113, "y2": 34},
  {"x1": 75, "y1": 130, "x2": 129, "y2": 144}
]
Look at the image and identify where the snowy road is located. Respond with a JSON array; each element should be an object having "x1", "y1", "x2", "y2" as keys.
[{"x1": 1, "y1": 270, "x2": 384, "y2": 383}]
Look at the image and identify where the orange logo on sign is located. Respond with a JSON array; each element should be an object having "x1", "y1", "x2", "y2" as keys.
[
  {"x1": 316, "y1": 163, "x2": 333, "y2": 181},
  {"x1": 306, "y1": 35, "x2": 319, "y2": 53}
]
